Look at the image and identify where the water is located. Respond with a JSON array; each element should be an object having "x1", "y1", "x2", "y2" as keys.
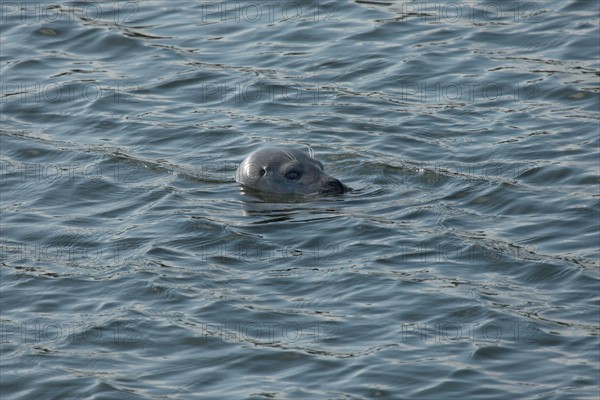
[{"x1": 1, "y1": 0, "x2": 599, "y2": 399}]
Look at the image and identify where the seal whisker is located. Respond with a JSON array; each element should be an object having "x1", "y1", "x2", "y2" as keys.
[{"x1": 281, "y1": 149, "x2": 296, "y2": 162}]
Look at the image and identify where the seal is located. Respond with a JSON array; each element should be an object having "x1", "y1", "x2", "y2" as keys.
[{"x1": 235, "y1": 147, "x2": 347, "y2": 196}]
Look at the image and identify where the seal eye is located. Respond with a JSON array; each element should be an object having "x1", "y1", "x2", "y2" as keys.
[
  {"x1": 259, "y1": 168, "x2": 266, "y2": 176},
  {"x1": 285, "y1": 170, "x2": 301, "y2": 180}
]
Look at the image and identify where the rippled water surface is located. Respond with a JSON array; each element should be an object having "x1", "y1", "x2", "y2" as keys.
[{"x1": 1, "y1": 1, "x2": 599, "y2": 399}]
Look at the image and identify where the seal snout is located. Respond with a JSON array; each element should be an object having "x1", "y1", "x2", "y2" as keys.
[{"x1": 324, "y1": 178, "x2": 347, "y2": 194}]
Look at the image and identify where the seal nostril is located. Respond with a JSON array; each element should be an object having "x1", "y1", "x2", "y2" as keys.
[{"x1": 327, "y1": 179, "x2": 346, "y2": 194}]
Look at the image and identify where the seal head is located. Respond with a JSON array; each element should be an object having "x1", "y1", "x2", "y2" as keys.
[{"x1": 235, "y1": 147, "x2": 347, "y2": 196}]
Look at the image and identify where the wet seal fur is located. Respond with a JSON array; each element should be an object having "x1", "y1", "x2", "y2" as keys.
[{"x1": 235, "y1": 147, "x2": 347, "y2": 197}]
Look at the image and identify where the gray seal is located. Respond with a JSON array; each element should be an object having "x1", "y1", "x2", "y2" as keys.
[{"x1": 235, "y1": 147, "x2": 347, "y2": 196}]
